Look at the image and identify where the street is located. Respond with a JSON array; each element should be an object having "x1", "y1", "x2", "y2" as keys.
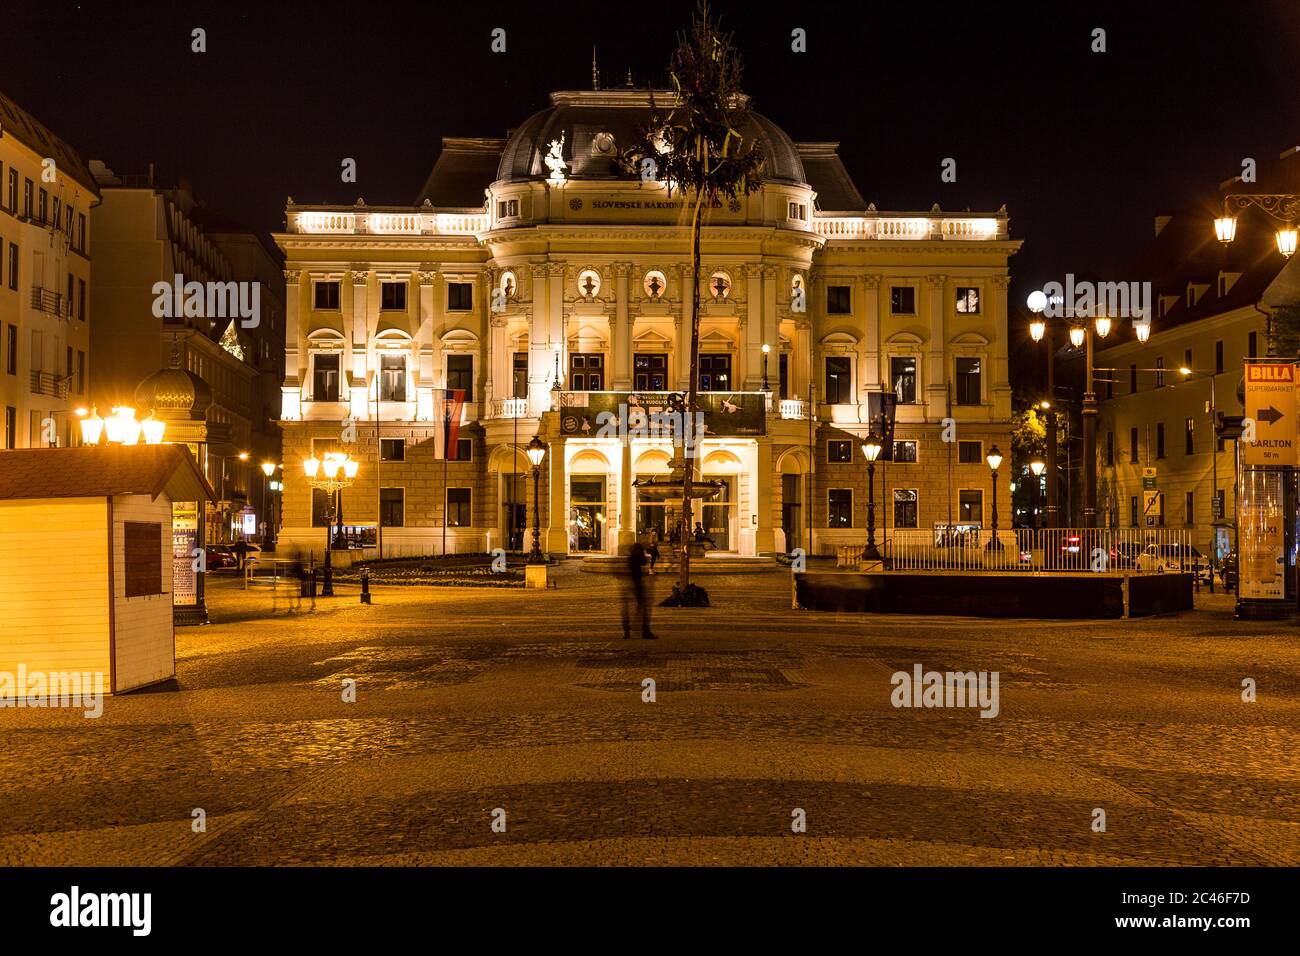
[{"x1": 1, "y1": 566, "x2": 1297, "y2": 866}]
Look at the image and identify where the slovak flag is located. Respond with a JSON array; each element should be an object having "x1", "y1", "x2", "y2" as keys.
[{"x1": 433, "y1": 389, "x2": 465, "y2": 459}]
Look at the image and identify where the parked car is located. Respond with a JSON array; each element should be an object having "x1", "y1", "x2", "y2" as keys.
[
  {"x1": 1108, "y1": 542, "x2": 1143, "y2": 569},
  {"x1": 1136, "y1": 543, "x2": 1211, "y2": 582},
  {"x1": 205, "y1": 545, "x2": 239, "y2": 570}
]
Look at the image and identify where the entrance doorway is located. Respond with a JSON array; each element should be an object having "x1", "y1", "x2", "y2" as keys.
[
  {"x1": 782, "y1": 473, "x2": 802, "y2": 551},
  {"x1": 569, "y1": 476, "x2": 607, "y2": 552}
]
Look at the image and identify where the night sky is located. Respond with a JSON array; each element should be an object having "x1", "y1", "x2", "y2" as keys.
[{"x1": 7, "y1": 0, "x2": 1300, "y2": 387}]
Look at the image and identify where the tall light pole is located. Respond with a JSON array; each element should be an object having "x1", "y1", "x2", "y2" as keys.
[
  {"x1": 986, "y1": 444, "x2": 1004, "y2": 551},
  {"x1": 761, "y1": 342, "x2": 771, "y2": 392},
  {"x1": 1028, "y1": 290, "x2": 1115, "y2": 528},
  {"x1": 1029, "y1": 459, "x2": 1046, "y2": 529},
  {"x1": 526, "y1": 435, "x2": 548, "y2": 564},
  {"x1": 1179, "y1": 366, "x2": 1219, "y2": 526},
  {"x1": 1027, "y1": 295, "x2": 1058, "y2": 528},
  {"x1": 860, "y1": 432, "x2": 882, "y2": 561},
  {"x1": 260, "y1": 461, "x2": 277, "y2": 547},
  {"x1": 304, "y1": 452, "x2": 358, "y2": 597}
]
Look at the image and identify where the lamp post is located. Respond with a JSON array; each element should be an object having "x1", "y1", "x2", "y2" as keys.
[
  {"x1": 761, "y1": 343, "x2": 771, "y2": 392},
  {"x1": 1027, "y1": 296, "x2": 1058, "y2": 528},
  {"x1": 1027, "y1": 290, "x2": 1117, "y2": 527},
  {"x1": 77, "y1": 405, "x2": 166, "y2": 446},
  {"x1": 526, "y1": 435, "x2": 548, "y2": 564},
  {"x1": 303, "y1": 452, "x2": 358, "y2": 596},
  {"x1": 860, "y1": 432, "x2": 883, "y2": 561},
  {"x1": 261, "y1": 461, "x2": 277, "y2": 547},
  {"x1": 1029, "y1": 460, "x2": 1046, "y2": 530},
  {"x1": 986, "y1": 444, "x2": 1004, "y2": 550}
]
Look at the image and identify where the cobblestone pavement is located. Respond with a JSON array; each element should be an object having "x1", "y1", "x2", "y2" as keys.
[{"x1": 2, "y1": 564, "x2": 1298, "y2": 866}]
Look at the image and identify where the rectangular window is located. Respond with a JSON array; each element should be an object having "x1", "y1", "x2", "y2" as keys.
[
  {"x1": 497, "y1": 198, "x2": 519, "y2": 219},
  {"x1": 380, "y1": 281, "x2": 407, "y2": 311},
  {"x1": 893, "y1": 489, "x2": 918, "y2": 528},
  {"x1": 447, "y1": 354, "x2": 473, "y2": 392},
  {"x1": 456, "y1": 437, "x2": 472, "y2": 461},
  {"x1": 513, "y1": 352, "x2": 529, "y2": 398},
  {"x1": 1130, "y1": 427, "x2": 1139, "y2": 463},
  {"x1": 699, "y1": 353, "x2": 731, "y2": 392},
  {"x1": 123, "y1": 522, "x2": 163, "y2": 597},
  {"x1": 778, "y1": 353, "x2": 789, "y2": 400},
  {"x1": 1131, "y1": 495, "x2": 1139, "y2": 527},
  {"x1": 1106, "y1": 431, "x2": 1115, "y2": 466},
  {"x1": 313, "y1": 280, "x2": 340, "y2": 310},
  {"x1": 1185, "y1": 490, "x2": 1195, "y2": 526},
  {"x1": 447, "y1": 487, "x2": 472, "y2": 527},
  {"x1": 447, "y1": 282, "x2": 473, "y2": 311},
  {"x1": 824, "y1": 356, "x2": 852, "y2": 404},
  {"x1": 787, "y1": 201, "x2": 806, "y2": 221},
  {"x1": 52, "y1": 196, "x2": 60, "y2": 228},
  {"x1": 7, "y1": 242, "x2": 15, "y2": 290},
  {"x1": 826, "y1": 285, "x2": 851, "y2": 314},
  {"x1": 5, "y1": 325, "x2": 15, "y2": 374},
  {"x1": 1185, "y1": 416, "x2": 1194, "y2": 455},
  {"x1": 77, "y1": 213, "x2": 86, "y2": 251},
  {"x1": 893, "y1": 440, "x2": 918, "y2": 463},
  {"x1": 311, "y1": 488, "x2": 332, "y2": 527},
  {"x1": 1155, "y1": 357, "x2": 1164, "y2": 388},
  {"x1": 827, "y1": 439, "x2": 852, "y2": 463},
  {"x1": 568, "y1": 352, "x2": 604, "y2": 391},
  {"x1": 954, "y1": 357, "x2": 981, "y2": 405},
  {"x1": 633, "y1": 352, "x2": 668, "y2": 391},
  {"x1": 890, "y1": 286, "x2": 915, "y2": 314},
  {"x1": 379, "y1": 353, "x2": 406, "y2": 402},
  {"x1": 380, "y1": 488, "x2": 405, "y2": 527},
  {"x1": 312, "y1": 353, "x2": 340, "y2": 401},
  {"x1": 955, "y1": 287, "x2": 980, "y2": 313},
  {"x1": 827, "y1": 489, "x2": 853, "y2": 528},
  {"x1": 22, "y1": 178, "x2": 33, "y2": 218},
  {"x1": 3, "y1": 406, "x2": 13, "y2": 448},
  {"x1": 890, "y1": 356, "x2": 917, "y2": 404},
  {"x1": 379, "y1": 438, "x2": 405, "y2": 462},
  {"x1": 37, "y1": 188, "x2": 47, "y2": 224},
  {"x1": 959, "y1": 490, "x2": 983, "y2": 524},
  {"x1": 6, "y1": 168, "x2": 15, "y2": 212},
  {"x1": 958, "y1": 440, "x2": 982, "y2": 464},
  {"x1": 1248, "y1": 331, "x2": 1258, "y2": 358},
  {"x1": 1215, "y1": 340, "x2": 1224, "y2": 374},
  {"x1": 1156, "y1": 422, "x2": 1166, "y2": 459}
]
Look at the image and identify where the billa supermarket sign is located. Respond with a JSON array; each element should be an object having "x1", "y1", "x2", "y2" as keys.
[{"x1": 1243, "y1": 363, "x2": 1297, "y2": 466}]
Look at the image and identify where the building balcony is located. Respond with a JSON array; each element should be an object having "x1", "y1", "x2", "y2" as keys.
[
  {"x1": 490, "y1": 398, "x2": 530, "y2": 419},
  {"x1": 30, "y1": 371, "x2": 70, "y2": 399},
  {"x1": 30, "y1": 287, "x2": 70, "y2": 318},
  {"x1": 290, "y1": 207, "x2": 489, "y2": 237},
  {"x1": 812, "y1": 212, "x2": 1006, "y2": 241}
]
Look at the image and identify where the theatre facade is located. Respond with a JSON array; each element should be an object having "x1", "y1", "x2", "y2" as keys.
[{"x1": 273, "y1": 88, "x2": 1019, "y2": 560}]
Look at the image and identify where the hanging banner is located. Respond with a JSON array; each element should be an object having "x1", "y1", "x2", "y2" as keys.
[{"x1": 1242, "y1": 362, "x2": 1295, "y2": 466}]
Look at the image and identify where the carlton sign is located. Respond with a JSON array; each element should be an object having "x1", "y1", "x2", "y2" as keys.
[{"x1": 1242, "y1": 363, "x2": 1297, "y2": 466}]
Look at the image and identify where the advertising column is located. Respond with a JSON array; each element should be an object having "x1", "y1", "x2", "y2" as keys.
[{"x1": 1237, "y1": 362, "x2": 1296, "y2": 619}]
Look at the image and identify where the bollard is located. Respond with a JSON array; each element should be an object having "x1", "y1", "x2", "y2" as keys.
[{"x1": 360, "y1": 566, "x2": 372, "y2": 605}]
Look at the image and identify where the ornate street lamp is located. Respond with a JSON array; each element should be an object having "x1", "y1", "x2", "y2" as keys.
[
  {"x1": 526, "y1": 435, "x2": 548, "y2": 564},
  {"x1": 303, "y1": 451, "x2": 358, "y2": 596},
  {"x1": 986, "y1": 444, "x2": 1004, "y2": 551},
  {"x1": 1214, "y1": 193, "x2": 1300, "y2": 258},
  {"x1": 1029, "y1": 460, "x2": 1046, "y2": 530},
  {"x1": 761, "y1": 343, "x2": 771, "y2": 392},
  {"x1": 77, "y1": 406, "x2": 104, "y2": 445},
  {"x1": 860, "y1": 433, "x2": 883, "y2": 561}
]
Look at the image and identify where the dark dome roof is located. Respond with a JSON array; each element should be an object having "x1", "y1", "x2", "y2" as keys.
[
  {"x1": 135, "y1": 366, "x2": 213, "y2": 421},
  {"x1": 496, "y1": 90, "x2": 806, "y2": 186}
]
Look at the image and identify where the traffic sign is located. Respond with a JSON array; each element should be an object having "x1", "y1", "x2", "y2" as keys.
[
  {"x1": 1143, "y1": 490, "x2": 1163, "y2": 526},
  {"x1": 1242, "y1": 363, "x2": 1296, "y2": 465},
  {"x1": 1141, "y1": 467, "x2": 1157, "y2": 490}
]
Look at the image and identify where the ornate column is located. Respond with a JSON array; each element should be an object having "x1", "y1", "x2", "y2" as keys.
[
  {"x1": 861, "y1": 273, "x2": 882, "y2": 391},
  {"x1": 350, "y1": 267, "x2": 370, "y2": 416},
  {"x1": 990, "y1": 274, "x2": 1012, "y2": 419},
  {"x1": 743, "y1": 264, "x2": 764, "y2": 390},
  {"x1": 546, "y1": 436, "x2": 568, "y2": 554},
  {"x1": 548, "y1": 263, "x2": 567, "y2": 408},
  {"x1": 283, "y1": 270, "x2": 302, "y2": 386},
  {"x1": 754, "y1": 437, "x2": 775, "y2": 554},
  {"x1": 528, "y1": 263, "x2": 550, "y2": 416},
  {"x1": 418, "y1": 267, "x2": 437, "y2": 389},
  {"x1": 925, "y1": 274, "x2": 947, "y2": 419},
  {"x1": 618, "y1": 437, "x2": 634, "y2": 554},
  {"x1": 613, "y1": 262, "x2": 632, "y2": 390},
  {"x1": 763, "y1": 265, "x2": 779, "y2": 369}
]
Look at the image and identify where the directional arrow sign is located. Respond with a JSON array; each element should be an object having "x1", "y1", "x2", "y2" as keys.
[{"x1": 1243, "y1": 363, "x2": 1296, "y2": 466}]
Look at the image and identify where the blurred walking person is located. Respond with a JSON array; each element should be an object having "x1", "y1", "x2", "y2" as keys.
[{"x1": 622, "y1": 542, "x2": 658, "y2": 640}]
